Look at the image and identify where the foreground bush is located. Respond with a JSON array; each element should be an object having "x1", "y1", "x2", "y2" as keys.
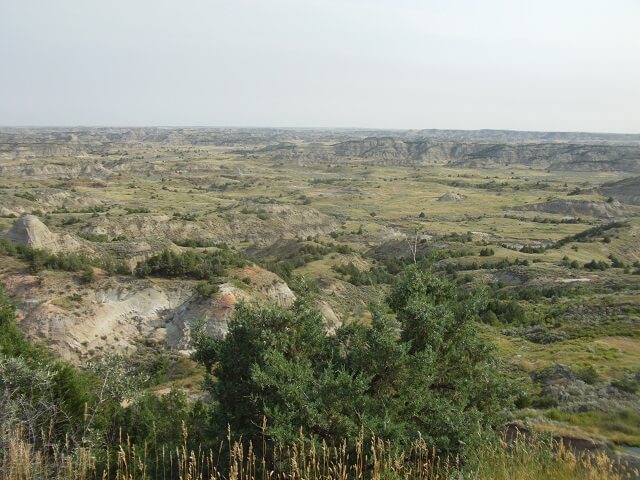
[{"x1": 193, "y1": 266, "x2": 515, "y2": 455}]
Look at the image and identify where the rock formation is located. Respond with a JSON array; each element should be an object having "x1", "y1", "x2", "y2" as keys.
[
  {"x1": 2, "y1": 214, "x2": 83, "y2": 252},
  {"x1": 438, "y1": 192, "x2": 466, "y2": 202}
]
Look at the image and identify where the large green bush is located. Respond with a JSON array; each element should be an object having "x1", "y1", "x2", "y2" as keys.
[{"x1": 193, "y1": 266, "x2": 515, "y2": 455}]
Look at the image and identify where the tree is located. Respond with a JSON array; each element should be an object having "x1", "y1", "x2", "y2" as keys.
[
  {"x1": 193, "y1": 265, "x2": 515, "y2": 455},
  {"x1": 0, "y1": 285, "x2": 31, "y2": 357},
  {"x1": 193, "y1": 301, "x2": 341, "y2": 443},
  {"x1": 406, "y1": 228, "x2": 422, "y2": 264},
  {"x1": 385, "y1": 266, "x2": 513, "y2": 450}
]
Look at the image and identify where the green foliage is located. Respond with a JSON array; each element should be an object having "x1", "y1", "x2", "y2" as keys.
[
  {"x1": 332, "y1": 261, "x2": 393, "y2": 285},
  {"x1": 79, "y1": 232, "x2": 109, "y2": 242},
  {"x1": 584, "y1": 259, "x2": 609, "y2": 271},
  {"x1": 14, "y1": 191, "x2": 37, "y2": 201},
  {"x1": 552, "y1": 222, "x2": 627, "y2": 249},
  {"x1": 0, "y1": 237, "x2": 128, "y2": 276},
  {"x1": 125, "y1": 207, "x2": 151, "y2": 214},
  {"x1": 109, "y1": 390, "x2": 209, "y2": 455},
  {"x1": 173, "y1": 211, "x2": 197, "y2": 221},
  {"x1": 81, "y1": 265, "x2": 96, "y2": 283},
  {"x1": 518, "y1": 222, "x2": 628, "y2": 254},
  {"x1": 53, "y1": 205, "x2": 109, "y2": 214},
  {"x1": 611, "y1": 371, "x2": 640, "y2": 394},
  {"x1": 135, "y1": 249, "x2": 246, "y2": 280},
  {"x1": 194, "y1": 266, "x2": 515, "y2": 455},
  {"x1": 608, "y1": 254, "x2": 626, "y2": 268},
  {"x1": 0, "y1": 238, "x2": 93, "y2": 273},
  {"x1": 195, "y1": 280, "x2": 220, "y2": 297},
  {"x1": 481, "y1": 299, "x2": 526, "y2": 324},
  {"x1": 0, "y1": 284, "x2": 91, "y2": 441},
  {"x1": 575, "y1": 364, "x2": 600, "y2": 385},
  {"x1": 0, "y1": 284, "x2": 31, "y2": 357},
  {"x1": 439, "y1": 257, "x2": 529, "y2": 274},
  {"x1": 253, "y1": 240, "x2": 353, "y2": 281},
  {"x1": 174, "y1": 239, "x2": 227, "y2": 248}
]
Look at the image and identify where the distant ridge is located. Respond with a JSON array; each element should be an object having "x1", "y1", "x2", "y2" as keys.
[
  {"x1": 1, "y1": 127, "x2": 639, "y2": 173},
  {"x1": 1, "y1": 126, "x2": 640, "y2": 146}
]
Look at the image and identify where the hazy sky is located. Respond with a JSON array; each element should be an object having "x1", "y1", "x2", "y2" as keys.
[{"x1": 1, "y1": 0, "x2": 639, "y2": 132}]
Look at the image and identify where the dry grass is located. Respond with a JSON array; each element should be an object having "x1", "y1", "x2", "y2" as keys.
[{"x1": 1, "y1": 427, "x2": 636, "y2": 480}]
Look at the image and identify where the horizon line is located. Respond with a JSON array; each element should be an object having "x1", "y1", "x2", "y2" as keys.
[{"x1": 1, "y1": 125, "x2": 640, "y2": 136}]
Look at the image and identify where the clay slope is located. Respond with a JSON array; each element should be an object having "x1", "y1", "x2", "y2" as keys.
[
  {"x1": 1, "y1": 214, "x2": 87, "y2": 253},
  {"x1": 253, "y1": 138, "x2": 640, "y2": 172},
  {"x1": 81, "y1": 205, "x2": 338, "y2": 245},
  {"x1": 510, "y1": 199, "x2": 625, "y2": 219},
  {"x1": 601, "y1": 176, "x2": 640, "y2": 205},
  {"x1": 3, "y1": 265, "x2": 295, "y2": 363}
]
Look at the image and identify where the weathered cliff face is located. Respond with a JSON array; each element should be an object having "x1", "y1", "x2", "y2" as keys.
[
  {"x1": 449, "y1": 143, "x2": 640, "y2": 172},
  {"x1": 0, "y1": 160, "x2": 110, "y2": 178},
  {"x1": 0, "y1": 188, "x2": 104, "y2": 216},
  {"x1": 2, "y1": 265, "x2": 297, "y2": 363},
  {"x1": 334, "y1": 139, "x2": 640, "y2": 171},
  {"x1": 0, "y1": 214, "x2": 303, "y2": 362},
  {"x1": 601, "y1": 176, "x2": 640, "y2": 205},
  {"x1": 253, "y1": 138, "x2": 640, "y2": 172},
  {"x1": 80, "y1": 205, "x2": 338, "y2": 246},
  {"x1": 511, "y1": 199, "x2": 626, "y2": 219}
]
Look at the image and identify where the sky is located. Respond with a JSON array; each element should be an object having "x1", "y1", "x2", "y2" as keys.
[{"x1": 1, "y1": 0, "x2": 639, "y2": 132}]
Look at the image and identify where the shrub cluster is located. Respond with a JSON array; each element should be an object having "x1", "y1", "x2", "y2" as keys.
[
  {"x1": 135, "y1": 248, "x2": 246, "y2": 280},
  {"x1": 332, "y1": 261, "x2": 394, "y2": 285},
  {"x1": 255, "y1": 240, "x2": 353, "y2": 280},
  {"x1": 193, "y1": 267, "x2": 515, "y2": 454},
  {"x1": 0, "y1": 238, "x2": 128, "y2": 276}
]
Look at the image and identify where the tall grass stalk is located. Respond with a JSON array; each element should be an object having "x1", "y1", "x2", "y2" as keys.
[{"x1": 1, "y1": 427, "x2": 635, "y2": 480}]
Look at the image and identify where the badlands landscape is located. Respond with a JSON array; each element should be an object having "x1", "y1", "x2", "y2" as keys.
[{"x1": 1, "y1": 127, "x2": 640, "y2": 472}]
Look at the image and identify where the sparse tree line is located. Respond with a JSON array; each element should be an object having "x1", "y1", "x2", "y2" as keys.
[
  {"x1": 134, "y1": 248, "x2": 247, "y2": 280},
  {"x1": 0, "y1": 238, "x2": 128, "y2": 280}
]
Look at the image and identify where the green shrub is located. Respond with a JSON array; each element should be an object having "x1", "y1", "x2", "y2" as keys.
[
  {"x1": 612, "y1": 372, "x2": 639, "y2": 393},
  {"x1": 195, "y1": 281, "x2": 220, "y2": 297},
  {"x1": 575, "y1": 365, "x2": 600, "y2": 385},
  {"x1": 79, "y1": 232, "x2": 109, "y2": 242},
  {"x1": 584, "y1": 259, "x2": 609, "y2": 271},
  {"x1": 193, "y1": 266, "x2": 515, "y2": 454},
  {"x1": 136, "y1": 249, "x2": 246, "y2": 280},
  {"x1": 80, "y1": 265, "x2": 96, "y2": 284},
  {"x1": 14, "y1": 191, "x2": 36, "y2": 202},
  {"x1": 481, "y1": 299, "x2": 526, "y2": 324},
  {"x1": 608, "y1": 254, "x2": 626, "y2": 268},
  {"x1": 332, "y1": 261, "x2": 393, "y2": 285},
  {"x1": 125, "y1": 207, "x2": 151, "y2": 214}
]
